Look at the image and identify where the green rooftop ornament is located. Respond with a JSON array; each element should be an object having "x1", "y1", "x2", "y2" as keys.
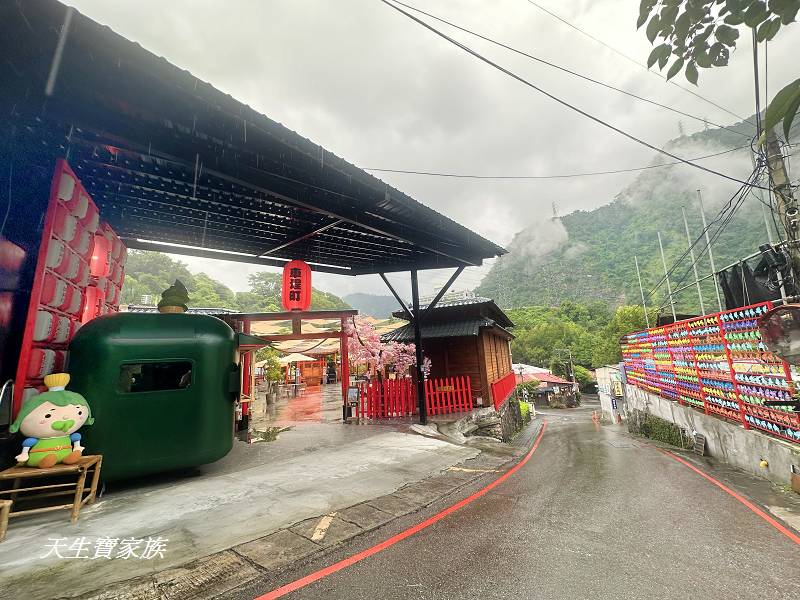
[{"x1": 158, "y1": 279, "x2": 189, "y2": 313}]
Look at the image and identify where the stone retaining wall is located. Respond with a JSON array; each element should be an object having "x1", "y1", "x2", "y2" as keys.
[{"x1": 624, "y1": 384, "x2": 800, "y2": 485}]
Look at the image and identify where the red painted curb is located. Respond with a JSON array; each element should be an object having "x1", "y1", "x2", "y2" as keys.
[
  {"x1": 254, "y1": 420, "x2": 549, "y2": 599},
  {"x1": 656, "y1": 447, "x2": 800, "y2": 546}
]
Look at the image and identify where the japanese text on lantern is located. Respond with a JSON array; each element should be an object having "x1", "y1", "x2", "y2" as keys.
[
  {"x1": 282, "y1": 260, "x2": 311, "y2": 311},
  {"x1": 289, "y1": 268, "x2": 302, "y2": 301}
]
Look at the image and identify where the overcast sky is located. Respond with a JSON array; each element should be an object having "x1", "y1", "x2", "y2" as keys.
[{"x1": 63, "y1": 0, "x2": 795, "y2": 302}]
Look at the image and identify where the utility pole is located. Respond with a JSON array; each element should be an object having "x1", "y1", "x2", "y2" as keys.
[
  {"x1": 553, "y1": 348, "x2": 575, "y2": 385},
  {"x1": 766, "y1": 130, "x2": 800, "y2": 281},
  {"x1": 657, "y1": 232, "x2": 677, "y2": 322},
  {"x1": 681, "y1": 207, "x2": 705, "y2": 314},
  {"x1": 698, "y1": 190, "x2": 724, "y2": 311},
  {"x1": 634, "y1": 255, "x2": 650, "y2": 328}
]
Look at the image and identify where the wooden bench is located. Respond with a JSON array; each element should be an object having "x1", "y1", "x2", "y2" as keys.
[
  {"x1": 0, "y1": 455, "x2": 102, "y2": 536},
  {"x1": 0, "y1": 499, "x2": 10, "y2": 542}
]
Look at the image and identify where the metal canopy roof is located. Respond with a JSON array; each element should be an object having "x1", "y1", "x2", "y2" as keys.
[{"x1": 0, "y1": 0, "x2": 507, "y2": 276}]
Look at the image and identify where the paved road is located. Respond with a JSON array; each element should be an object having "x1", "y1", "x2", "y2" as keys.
[{"x1": 238, "y1": 399, "x2": 799, "y2": 600}]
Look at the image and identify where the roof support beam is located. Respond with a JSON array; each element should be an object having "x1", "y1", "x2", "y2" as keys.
[
  {"x1": 379, "y1": 273, "x2": 414, "y2": 321},
  {"x1": 123, "y1": 239, "x2": 355, "y2": 275},
  {"x1": 68, "y1": 130, "x2": 484, "y2": 267},
  {"x1": 421, "y1": 266, "x2": 464, "y2": 325},
  {"x1": 260, "y1": 218, "x2": 344, "y2": 256},
  {"x1": 410, "y1": 269, "x2": 427, "y2": 425}
]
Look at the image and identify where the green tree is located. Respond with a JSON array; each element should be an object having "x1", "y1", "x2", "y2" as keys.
[
  {"x1": 639, "y1": 0, "x2": 799, "y2": 137},
  {"x1": 254, "y1": 346, "x2": 283, "y2": 382},
  {"x1": 592, "y1": 305, "x2": 651, "y2": 366},
  {"x1": 573, "y1": 365, "x2": 595, "y2": 391},
  {"x1": 120, "y1": 250, "x2": 195, "y2": 305},
  {"x1": 190, "y1": 273, "x2": 236, "y2": 308}
]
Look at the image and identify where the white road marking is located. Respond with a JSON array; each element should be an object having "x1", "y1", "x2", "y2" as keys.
[{"x1": 311, "y1": 512, "x2": 337, "y2": 542}]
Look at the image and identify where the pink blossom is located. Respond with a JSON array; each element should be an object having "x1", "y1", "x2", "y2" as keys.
[{"x1": 345, "y1": 316, "x2": 417, "y2": 377}]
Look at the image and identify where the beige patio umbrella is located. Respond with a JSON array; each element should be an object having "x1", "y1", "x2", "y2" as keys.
[{"x1": 278, "y1": 353, "x2": 316, "y2": 364}]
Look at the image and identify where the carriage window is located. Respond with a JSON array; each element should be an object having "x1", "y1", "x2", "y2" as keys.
[{"x1": 118, "y1": 361, "x2": 192, "y2": 393}]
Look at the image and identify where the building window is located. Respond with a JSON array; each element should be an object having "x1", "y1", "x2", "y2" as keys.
[{"x1": 118, "y1": 361, "x2": 193, "y2": 393}]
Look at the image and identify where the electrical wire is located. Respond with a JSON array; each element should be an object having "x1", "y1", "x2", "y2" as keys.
[
  {"x1": 655, "y1": 194, "x2": 749, "y2": 315},
  {"x1": 379, "y1": 0, "x2": 770, "y2": 192},
  {"x1": 389, "y1": 1, "x2": 749, "y2": 138},
  {"x1": 653, "y1": 176, "x2": 751, "y2": 304},
  {"x1": 653, "y1": 168, "x2": 762, "y2": 312},
  {"x1": 642, "y1": 166, "x2": 761, "y2": 306},
  {"x1": 364, "y1": 145, "x2": 748, "y2": 179},
  {"x1": 524, "y1": 0, "x2": 754, "y2": 126}
]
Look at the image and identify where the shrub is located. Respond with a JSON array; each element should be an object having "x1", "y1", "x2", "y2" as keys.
[
  {"x1": 515, "y1": 381, "x2": 540, "y2": 396},
  {"x1": 519, "y1": 401, "x2": 531, "y2": 423}
]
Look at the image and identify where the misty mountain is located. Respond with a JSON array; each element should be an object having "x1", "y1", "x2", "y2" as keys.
[
  {"x1": 343, "y1": 293, "x2": 400, "y2": 318},
  {"x1": 477, "y1": 115, "x2": 794, "y2": 315}
]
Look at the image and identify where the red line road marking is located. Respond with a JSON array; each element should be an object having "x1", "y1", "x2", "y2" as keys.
[
  {"x1": 657, "y1": 448, "x2": 800, "y2": 546},
  {"x1": 254, "y1": 420, "x2": 549, "y2": 599}
]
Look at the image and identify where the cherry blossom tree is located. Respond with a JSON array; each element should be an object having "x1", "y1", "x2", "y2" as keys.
[{"x1": 345, "y1": 316, "x2": 417, "y2": 379}]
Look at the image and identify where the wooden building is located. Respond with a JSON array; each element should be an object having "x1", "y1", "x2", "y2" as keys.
[{"x1": 382, "y1": 296, "x2": 515, "y2": 408}]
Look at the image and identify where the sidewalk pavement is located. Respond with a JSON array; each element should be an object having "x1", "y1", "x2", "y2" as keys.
[
  {"x1": 66, "y1": 418, "x2": 543, "y2": 600},
  {"x1": 0, "y1": 386, "x2": 533, "y2": 600}
]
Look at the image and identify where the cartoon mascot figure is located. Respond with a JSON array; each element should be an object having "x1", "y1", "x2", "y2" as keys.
[{"x1": 10, "y1": 373, "x2": 94, "y2": 468}]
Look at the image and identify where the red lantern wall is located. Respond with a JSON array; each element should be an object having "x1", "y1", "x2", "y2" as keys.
[
  {"x1": 282, "y1": 260, "x2": 312, "y2": 311},
  {"x1": 13, "y1": 160, "x2": 126, "y2": 414}
]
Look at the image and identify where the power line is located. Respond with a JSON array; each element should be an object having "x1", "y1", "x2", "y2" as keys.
[
  {"x1": 380, "y1": 0, "x2": 769, "y2": 191},
  {"x1": 642, "y1": 166, "x2": 761, "y2": 305},
  {"x1": 524, "y1": 0, "x2": 753, "y2": 126},
  {"x1": 391, "y1": 1, "x2": 749, "y2": 138},
  {"x1": 648, "y1": 168, "x2": 762, "y2": 310},
  {"x1": 364, "y1": 145, "x2": 748, "y2": 179},
  {"x1": 655, "y1": 188, "x2": 750, "y2": 314}
]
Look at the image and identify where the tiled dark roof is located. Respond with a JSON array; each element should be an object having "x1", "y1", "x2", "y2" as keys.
[
  {"x1": 416, "y1": 296, "x2": 492, "y2": 310},
  {"x1": 381, "y1": 317, "x2": 495, "y2": 343},
  {"x1": 392, "y1": 296, "x2": 514, "y2": 328}
]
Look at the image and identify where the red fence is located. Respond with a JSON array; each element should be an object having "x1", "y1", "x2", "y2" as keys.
[
  {"x1": 621, "y1": 301, "x2": 800, "y2": 444},
  {"x1": 425, "y1": 375, "x2": 472, "y2": 416},
  {"x1": 357, "y1": 375, "x2": 473, "y2": 419},
  {"x1": 490, "y1": 371, "x2": 517, "y2": 410},
  {"x1": 357, "y1": 378, "x2": 416, "y2": 419}
]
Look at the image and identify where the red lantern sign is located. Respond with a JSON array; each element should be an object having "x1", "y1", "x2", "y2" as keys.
[{"x1": 282, "y1": 260, "x2": 312, "y2": 311}]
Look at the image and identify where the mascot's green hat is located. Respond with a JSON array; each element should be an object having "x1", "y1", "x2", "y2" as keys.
[{"x1": 9, "y1": 373, "x2": 94, "y2": 433}]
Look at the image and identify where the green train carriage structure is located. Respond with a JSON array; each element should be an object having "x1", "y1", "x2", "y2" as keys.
[{"x1": 67, "y1": 312, "x2": 242, "y2": 481}]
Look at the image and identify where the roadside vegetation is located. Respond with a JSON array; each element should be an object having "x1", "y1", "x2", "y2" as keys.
[
  {"x1": 508, "y1": 301, "x2": 650, "y2": 372},
  {"x1": 519, "y1": 401, "x2": 531, "y2": 424}
]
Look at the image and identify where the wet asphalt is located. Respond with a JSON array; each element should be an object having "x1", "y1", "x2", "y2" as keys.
[{"x1": 232, "y1": 399, "x2": 800, "y2": 600}]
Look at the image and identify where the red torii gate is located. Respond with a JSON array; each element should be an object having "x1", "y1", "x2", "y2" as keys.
[{"x1": 223, "y1": 309, "x2": 358, "y2": 423}]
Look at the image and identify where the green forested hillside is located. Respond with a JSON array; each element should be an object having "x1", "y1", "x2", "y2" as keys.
[
  {"x1": 507, "y1": 302, "x2": 649, "y2": 371},
  {"x1": 121, "y1": 251, "x2": 350, "y2": 312},
  {"x1": 478, "y1": 115, "x2": 792, "y2": 316}
]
